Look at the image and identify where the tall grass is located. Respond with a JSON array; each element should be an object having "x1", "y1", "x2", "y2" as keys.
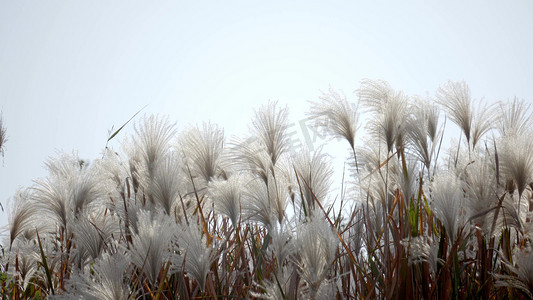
[{"x1": 2, "y1": 80, "x2": 533, "y2": 299}]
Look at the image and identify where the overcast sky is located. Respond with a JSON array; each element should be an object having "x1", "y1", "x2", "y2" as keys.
[{"x1": 1, "y1": 1, "x2": 533, "y2": 228}]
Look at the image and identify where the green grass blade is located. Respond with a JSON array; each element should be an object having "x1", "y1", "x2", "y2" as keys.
[{"x1": 36, "y1": 230, "x2": 54, "y2": 295}]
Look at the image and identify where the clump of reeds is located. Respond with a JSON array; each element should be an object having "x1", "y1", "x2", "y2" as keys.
[{"x1": 2, "y1": 80, "x2": 533, "y2": 299}]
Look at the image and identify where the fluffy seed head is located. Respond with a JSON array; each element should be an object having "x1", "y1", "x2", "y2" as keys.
[
  {"x1": 430, "y1": 171, "x2": 464, "y2": 242},
  {"x1": 308, "y1": 87, "x2": 359, "y2": 149}
]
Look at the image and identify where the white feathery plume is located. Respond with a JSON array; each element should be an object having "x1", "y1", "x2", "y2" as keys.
[
  {"x1": 436, "y1": 80, "x2": 494, "y2": 149},
  {"x1": 430, "y1": 171, "x2": 465, "y2": 242},
  {"x1": 293, "y1": 148, "x2": 333, "y2": 213},
  {"x1": 391, "y1": 158, "x2": 418, "y2": 205},
  {"x1": 268, "y1": 223, "x2": 294, "y2": 269},
  {"x1": 7, "y1": 188, "x2": 40, "y2": 247},
  {"x1": 132, "y1": 115, "x2": 176, "y2": 189},
  {"x1": 242, "y1": 172, "x2": 289, "y2": 228},
  {"x1": 496, "y1": 192, "x2": 529, "y2": 234},
  {"x1": 149, "y1": 152, "x2": 182, "y2": 215},
  {"x1": 358, "y1": 79, "x2": 408, "y2": 153},
  {"x1": 70, "y1": 164, "x2": 104, "y2": 217},
  {"x1": 462, "y1": 155, "x2": 500, "y2": 234},
  {"x1": 252, "y1": 266, "x2": 292, "y2": 300},
  {"x1": 357, "y1": 138, "x2": 399, "y2": 175},
  {"x1": 5, "y1": 237, "x2": 41, "y2": 291},
  {"x1": 295, "y1": 215, "x2": 338, "y2": 299},
  {"x1": 307, "y1": 87, "x2": 359, "y2": 150},
  {"x1": 499, "y1": 134, "x2": 533, "y2": 217},
  {"x1": 72, "y1": 214, "x2": 118, "y2": 266},
  {"x1": 251, "y1": 101, "x2": 290, "y2": 166},
  {"x1": 357, "y1": 141, "x2": 399, "y2": 213},
  {"x1": 405, "y1": 97, "x2": 441, "y2": 173},
  {"x1": 227, "y1": 137, "x2": 273, "y2": 183},
  {"x1": 495, "y1": 246, "x2": 533, "y2": 298},
  {"x1": 59, "y1": 252, "x2": 132, "y2": 300},
  {"x1": 179, "y1": 122, "x2": 224, "y2": 186},
  {"x1": 497, "y1": 97, "x2": 533, "y2": 137},
  {"x1": 357, "y1": 79, "x2": 393, "y2": 109},
  {"x1": 179, "y1": 222, "x2": 216, "y2": 291},
  {"x1": 242, "y1": 178, "x2": 275, "y2": 229},
  {"x1": 127, "y1": 210, "x2": 177, "y2": 284},
  {"x1": 471, "y1": 102, "x2": 495, "y2": 151},
  {"x1": 122, "y1": 136, "x2": 143, "y2": 195},
  {"x1": 436, "y1": 81, "x2": 472, "y2": 145},
  {"x1": 96, "y1": 148, "x2": 130, "y2": 200},
  {"x1": 401, "y1": 235, "x2": 443, "y2": 275},
  {"x1": 33, "y1": 153, "x2": 102, "y2": 232},
  {"x1": 208, "y1": 174, "x2": 245, "y2": 228}
]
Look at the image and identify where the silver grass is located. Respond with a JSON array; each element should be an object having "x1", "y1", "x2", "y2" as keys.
[
  {"x1": 357, "y1": 139, "x2": 399, "y2": 175},
  {"x1": 358, "y1": 79, "x2": 408, "y2": 153},
  {"x1": 33, "y1": 153, "x2": 102, "y2": 232},
  {"x1": 251, "y1": 101, "x2": 289, "y2": 166},
  {"x1": 295, "y1": 215, "x2": 338, "y2": 299},
  {"x1": 34, "y1": 178, "x2": 73, "y2": 229},
  {"x1": 179, "y1": 222, "x2": 216, "y2": 291},
  {"x1": 268, "y1": 223, "x2": 294, "y2": 269},
  {"x1": 127, "y1": 210, "x2": 177, "y2": 284},
  {"x1": 179, "y1": 122, "x2": 224, "y2": 186},
  {"x1": 357, "y1": 79, "x2": 394, "y2": 110},
  {"x1": 358, "y1": 144, "x2": 398, "y2": 212},
  {"x1": 122, "y1": 136, "x2": 143, "y2": 194},
  {"x1": 425, "y1": 98, "x2": 441, "y2": 142},
  {"x1": 8, "y1": 189, "x2": 40, "y2": 247},
  {"x1": 72, "y1": 214, "x2": 118, "y2": 266},
  {"x1": 378, "y1": 92, "x2": 408, "y2": 154},
  {"x1": 497, "y1": 192, "x2": 529, "y2": 233},
  {"x1": 242, "y1": 177, "x2": 275, "y2": 229},
  {"x1": 499, "y1": 134, "x2": 533, "y2": 217},
  {"x1": 307, "y1": 87, "x2": 359, "y2": 149},
  {"x1": 59, "y1": 252, "x2": 132, "y2": 300},
  {"x1": 436, "y1": 81, "x2": 473, "y2": 145},
  {"x1": 436, "y1": 80, "x2": 494, "y2": 149},
  {"x1": 462, "y1": 155, "x2": 500, "y2": 234},
  {"x1": 149, "y1": 152, "x2": 182, "y2": 215},
  {"x1": 391, "y1": 159, "x2": 418, "y2": 206},
  {"x1": 405, "y1": 98, "x2": 441, "y2": 172},
  {"x1": 97, "y1": 148, "x2": 130, "y2": 198},
  {"x1": 6, "y1": 237, "x2": 40, "y2": 290},
  {"x1": 293, "y1": 148, "x2": 333, "y2": 213},
  {"x1": 471, "y1": 101, "x2": 495, "y2": 150},
  {"x1": 401, "y1": 236, "x2": 443, "y2": 275},
  {"x1": 208, "y1": 174, "x2": 244, "y2": 228},
  {"x1": 430, "y1": 172, "x2": 464, "y2": 242},
  {"x1": 495, "y1": 246, "x2": 533, "y2": 298},
  {"x1": 132, "y1": 115, "x2": 176, "y2": 185},
  {"x1": 227, "y1": 137, "x2": 273, "y2": 183},
  {"x1": 497, "y1": 97, "x2": 533, "y2": 137},
  {"x1": 70, "y1": 166, "x2": 104, "y2": 217},
  {"x1": 252, "y1": 267, "x2": 293, "y2": 300},
  {"x1": 242, "y1": 172, "x2": 289, "y2": 228}
]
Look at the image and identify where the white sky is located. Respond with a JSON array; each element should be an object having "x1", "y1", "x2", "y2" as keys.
[{"x1": 1, "y1": 1, "x2": 533, "y2": 228}]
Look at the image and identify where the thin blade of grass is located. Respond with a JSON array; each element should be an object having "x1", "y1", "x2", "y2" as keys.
[{"x1": 36, "y1": 230, "x2": 54, "y2": 295}]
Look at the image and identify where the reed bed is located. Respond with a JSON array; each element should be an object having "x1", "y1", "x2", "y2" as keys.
[{"x1": 2, "y1": 79, "x2": 533, "y2": 299}]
